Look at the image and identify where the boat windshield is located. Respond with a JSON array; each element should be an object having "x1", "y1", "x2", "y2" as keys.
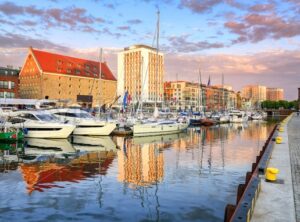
[
  {"x1": 36, "y1": 114, "x2": 59, "y2": 122},
  {"x1": 76, "y1": 112, "x2": 93, "y2": 118}
]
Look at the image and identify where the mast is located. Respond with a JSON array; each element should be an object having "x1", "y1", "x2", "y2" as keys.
[
  {"x1": 155, "y1": 9, "x2": 160, "y2": 109},
  {"x1": 199, "y1": 69, "x2": 202, "y2": 112},
  {"x1": 222, "y1": 73, "x2": 224, "y2": 111},
  {"x1": 98, "y1": 48, "x2": 102, "y2": 117}
]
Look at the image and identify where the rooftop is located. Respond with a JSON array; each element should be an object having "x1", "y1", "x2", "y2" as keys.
[
  {"x1": 30, "y1": 48, "x2": 116, "y2": 81},
  {"x1": 124, "y1": 44, "x2": 157, "y2": 51}
]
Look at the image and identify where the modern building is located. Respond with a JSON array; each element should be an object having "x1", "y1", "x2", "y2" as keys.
[
  {"x1": 266, "y1": 88, "x2": 284, "y2": 101},
  {"x1": 164, "y1": 81, "x2": 237, "y2": 111},
  {"x1": 0, "y1": 66, "x2": 20, "y2": 99},
  {"x1": 242, "y1": 85, "x2": 266, "y2": 107},
  {"x1": 117, "y1": 44, "x2": 164, "y2": 105},
  {"x1": 19, "y1": 47, "x2": 117, "y2": 107}
]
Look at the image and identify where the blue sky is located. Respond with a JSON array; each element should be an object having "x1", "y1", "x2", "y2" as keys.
[{"x1": 0, "y1": 0, "x2": 299, "y2": 99}]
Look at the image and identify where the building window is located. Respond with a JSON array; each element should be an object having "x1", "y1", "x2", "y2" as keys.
[
  {"x1": 0, "y1": 81, "x2": 9, "y2": 89},
  {"x1": 0, "y1": 92, "x2": 15, "y2": 98},
  {"x1": 67, "y1": 69, "x2": 72, "y2": 74},
  {"x1": 85, "y1": 65, "x2": 90, "y2": 70},
  {"x1": 67, "y1": 63, "x2": 72, "y2": 67},
  {"x1": 75, "y1": 69, "x2": 80, "y2": 74},
  {"x1": 57, "y1": 60, "x2": 63, "y2": 65}
]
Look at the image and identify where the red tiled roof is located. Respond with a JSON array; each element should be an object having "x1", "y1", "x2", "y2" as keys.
[{"x1": 31, "y1": 48, "x2": 116, "y2": 81}]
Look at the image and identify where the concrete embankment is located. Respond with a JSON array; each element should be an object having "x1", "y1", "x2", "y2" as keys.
[{"x1": 252, "y1": 114, "x2": 297, "y2": 222}]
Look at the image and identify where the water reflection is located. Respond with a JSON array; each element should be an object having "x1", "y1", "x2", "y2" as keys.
[{"x1": 0, "y1": 121, "x2": 275, "y2": 222}]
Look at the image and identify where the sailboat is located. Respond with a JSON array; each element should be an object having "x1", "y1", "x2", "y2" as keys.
[
  {"x1": 133, "y1": 10, "x2": 189, "y2": 136},
  {"x1": 189, "y1": 71, "x2": 215, "y2": 126}
]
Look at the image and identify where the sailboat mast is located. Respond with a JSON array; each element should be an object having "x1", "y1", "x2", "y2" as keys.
[
  {"x1": 222, "y1": 73, "x2": 224, "y2": 111},
  {"x1": 155, "y1": 9, "x2": 160, "y2": 109},
  {"x1": 99, "y1": 48, "x2": 102, "y2": 116},
  {"x1": 199, "y1": 69, "x2": 202, "y2": 112}
]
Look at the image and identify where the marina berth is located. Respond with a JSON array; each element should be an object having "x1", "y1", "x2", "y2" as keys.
[
  {"x1": 49, "y1": 108, "x2": 116, "y2": 136},
  {"x1": 4, "y1": 111, "x2": 75, "y2": 138}
]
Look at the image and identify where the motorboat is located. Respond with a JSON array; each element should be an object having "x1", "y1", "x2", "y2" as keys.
[
  {"x1": 5, "y1": 111, "x2": 75, "y2": 138},
  {"x1": 219, "y1": 113, "x2": 230, "y2": 123},
  {"x1": 189, "y1": 112, "x2": 205, "y2": 126},
  {"x1": 49, "y1": 108, "x2": 116, "y2": 136},
  {"x1": 251, "y1": 113, "x2": 263, "y2": 120},
  {"x1": 229, "y1": 110, "x2": 248, "y2": 123}
]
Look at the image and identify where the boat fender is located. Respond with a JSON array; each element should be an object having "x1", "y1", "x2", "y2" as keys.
[{"x1": 23, "y1": 128, "x2": 28, "y2": 135}]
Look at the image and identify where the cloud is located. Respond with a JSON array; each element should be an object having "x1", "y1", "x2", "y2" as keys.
[
  {"x1": 225, "y1": 13, "x2": 300, "y2": 43},
  {"x1": 249, "y1": 3, "x2": 275, "y2": 12},
  {"x1": 127, "y1": 19, "x2": 142, "y2": 24},
  {"x1": 104, "y1": 3, "x2": 115, "y2": 9},
  {"x1": 0, "y1": 33, "x2": 70, "y2": 51},
  {"x1": 0, "y1": 2, "x2": 105, "y2": 33},
  {"x1": 165, "y1": 35, "x2": 224, "y2": 52},
  {"x1": 179, "y1": 0, "x2": 222, "y2": 13},
  {"x1": 117, "y1": 26, "x2": 131, "y2": 31}
]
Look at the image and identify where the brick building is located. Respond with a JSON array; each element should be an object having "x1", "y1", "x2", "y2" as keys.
[
  {"x1": 0, "y1": 66, "x2": 20, "y2": 98},
  {"x1": 19, "y1": 47, "x2": 117, "y2": 107}
]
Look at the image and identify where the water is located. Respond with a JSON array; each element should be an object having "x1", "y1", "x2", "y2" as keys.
[{"x1": 0, "y1": 121, "x2": 275, "y2": 222}]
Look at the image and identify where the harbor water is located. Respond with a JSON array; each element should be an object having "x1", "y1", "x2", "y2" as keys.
[{"x1": 0, "y1": 121, "x2": 275, "y2": 222}]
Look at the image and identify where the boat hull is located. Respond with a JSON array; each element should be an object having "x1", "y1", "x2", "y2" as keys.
[
  {"x1": 133, "y1": 122, "x2": 188, "y2": 136},
  {"x1": 72, "y1": 122, "x2": 116, "y2": 136},
  {"x1": 23, "y1": 125, "x2": 75, "y2": 138}
]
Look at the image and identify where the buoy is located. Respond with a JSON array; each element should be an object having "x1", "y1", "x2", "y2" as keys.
[
  {"x1": 266, "y1": 168, "x2": 279, "y2": 181},
  {"x1": 279, "y1": 127, "x2": 284, "y2": 132},
  {"x1": 276, "y1": 137, "x2": 282, "y2": 144}
]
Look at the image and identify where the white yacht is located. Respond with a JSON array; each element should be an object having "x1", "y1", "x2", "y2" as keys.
[
  {"x1": 228, "y1": 110, "x2": 248, "y2": 123},
  {"x1": 133, "y1": 119, "x2": 189, "y2": 137},
  {"x1": 49, "y1": 108, "x2": 116, "y2": 136},
  {"x1": 219, "y1": 113, "x2": 230, "y2": 123},
  {"x1": 5, "y1": 111, "x2": 75, "y2": 138},
  {"x1": 251, "y1": 113, "x2": 263, "y2": 120}
]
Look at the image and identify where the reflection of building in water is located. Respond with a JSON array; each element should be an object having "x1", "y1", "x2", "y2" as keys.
[
  {"x1": 241, "y1": 123, "x2": 268, "y2": 141},
  {"x1": 20, "y1": 150, "x2": 116, "y2": 194},
  {"x1": 118, "y1": 139, "x2": 164, "y2": 186}
]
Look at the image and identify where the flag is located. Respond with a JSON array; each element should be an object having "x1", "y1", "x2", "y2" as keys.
[
  {"x1": 123, "y1": 91, "x2": 128, "y2": 110},
  {"x1": 207, "y1": 75, "x2": 211, "y2": 86}
]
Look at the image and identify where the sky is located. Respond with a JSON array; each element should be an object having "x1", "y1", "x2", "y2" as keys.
[{"x1": 0, "y1": 0, "x2": 299, "y2": 100}]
